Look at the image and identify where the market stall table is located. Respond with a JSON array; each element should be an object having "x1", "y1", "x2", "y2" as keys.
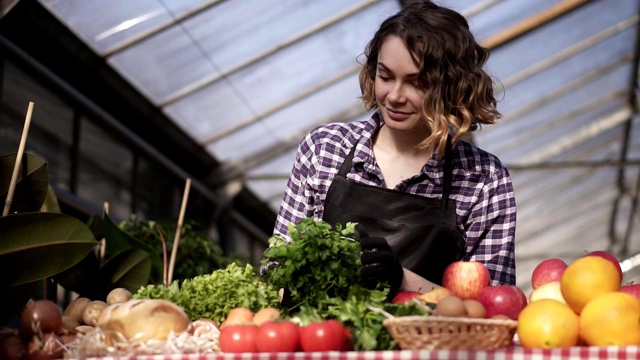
[{"x1": 76, "y1": 346, "x2": 640, "y2": 360}]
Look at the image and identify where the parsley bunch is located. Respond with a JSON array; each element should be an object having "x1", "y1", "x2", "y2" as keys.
[
  {"x1": 261, "y1": 218, "x2": 360, "y2": 310},
  {"x1": 297, "y1": 286, "x2": 428, "y2": 351},
  {"x1": 262, "y1": 218, "x2": 428, "y2": 351}
]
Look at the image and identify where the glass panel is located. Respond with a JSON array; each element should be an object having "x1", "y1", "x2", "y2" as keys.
[
  {"x1": 207, "y1": 73, "x2": 363, "y2": 161},
  {"x1": 108, "y1": 25, "x2": 221, "y2": 103},
  {"x1": 38, "y1": 0, "x2": 215, "y2": 55},
  {"x1": 167, "y1": 0, "x2": 398, "y2": 145},
  {"x1": 188, "y1": 0, "x2": 367, "y2": 71},
  {"x1": 77, "y1": 116, "x2": 133, "y2": 220},
  {"x1": 227, "y1": 1, "x2": 398, "y2": 117},
  {"x1": 486, "y1": 1, "x2": 636, "y2": 82}
]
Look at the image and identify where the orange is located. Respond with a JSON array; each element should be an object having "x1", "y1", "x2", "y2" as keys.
[
  {"x1": 560, "y1": 256, "x2": 620, "y2": 314},
  {"x1": 580, "y1": 292, "x2": 640, "y2": 346},
  {"x1": 517, "y1": 299, "x2": 580, "y2": 349}
]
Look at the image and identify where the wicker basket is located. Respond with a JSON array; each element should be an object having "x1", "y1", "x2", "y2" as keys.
[{"x1": 383, "y1": 315, "x2": 518, "y2": 351}]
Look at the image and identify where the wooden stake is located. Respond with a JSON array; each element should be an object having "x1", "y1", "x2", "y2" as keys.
[
  {"x1": 167, "y1": 178, "x2": 191, "y2": 284},
  {"x1": 156, "y1": 224, "x2": 169, "y2": 286},
  {"x1": 98, "y1": 202, "x2": 109, "y2": 265},
  {"x1": 3, "y1": 102, "x2": 35, "y2": 216}
]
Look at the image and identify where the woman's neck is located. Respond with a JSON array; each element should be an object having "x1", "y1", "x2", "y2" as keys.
[{"x1": 374, "y1": 124, "x2": 433, "y2": 158}]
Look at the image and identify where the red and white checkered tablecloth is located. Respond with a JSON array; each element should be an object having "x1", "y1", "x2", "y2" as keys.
[{"x1": 79, "y1": 346, "x2": 640, "y2": 360}]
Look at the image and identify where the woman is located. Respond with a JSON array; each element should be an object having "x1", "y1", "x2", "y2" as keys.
[{"x1": 270, "y1": 1, "x2": 516, "y2": 296}]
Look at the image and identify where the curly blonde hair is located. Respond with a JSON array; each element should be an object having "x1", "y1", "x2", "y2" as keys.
[{"x1": 359, "y1": 1, "x2": 501, "y2": 158}]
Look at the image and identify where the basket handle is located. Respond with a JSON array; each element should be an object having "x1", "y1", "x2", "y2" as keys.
[{"x1": 365, "y1": 304, "x2": 395, "y2": 319}]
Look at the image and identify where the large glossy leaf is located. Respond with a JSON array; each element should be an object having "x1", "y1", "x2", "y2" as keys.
[
  {"x1": 43, "y1": 184, "x2": 61, "y2": 213},
  {"x1": 102, "y1": 214, "x2": 163, "y2": 283},
  {"x1": 96, "y1": 248, "x2": 152, "y2": 296},
  {"x1": 53, "y1": 250, "x2": 102, "y2": 298},
  {"x1": 0, "y1": 153, "x2": 49, "y2": 213},
  {"x1": 0, "y1": 212, "x2": 98, "y2": 286}
]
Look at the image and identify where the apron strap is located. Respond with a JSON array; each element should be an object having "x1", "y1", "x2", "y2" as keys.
[
  {"x1": 337, "y1": 141, "x2": 358, "y2": 178},
  {"x1": 337, "y1": 137, "x2": 455, "y2": 210}
]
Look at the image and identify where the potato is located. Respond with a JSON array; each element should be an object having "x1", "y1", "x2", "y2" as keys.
[
  {"x1": 63, "y1": 297, "x2": 90, "y2": 324},
  {"x1": 74, "y1": 325, "x2": 94, "y2": 334},
  {"x1": 252, "y1": 307, "x2": 280, "y2": 326},
  {"x1": 82, "y1": 300, "x2": 108, "y2": 326},
  {"x1": 62, "y1": 315, "x2": 80, "y2": 330},
  {"x1": 106, "y1": 288, "x2": 132, "y2": 305}
]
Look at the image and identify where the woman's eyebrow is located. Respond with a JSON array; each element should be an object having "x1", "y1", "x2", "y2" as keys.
[{"x1": 377, "y1": 62, "x2": 419, "y2": 78}]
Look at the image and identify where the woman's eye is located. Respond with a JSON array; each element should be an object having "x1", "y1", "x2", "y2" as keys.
[{"x1": 377, "y1": 75, "x2": 392, "y2": 81}]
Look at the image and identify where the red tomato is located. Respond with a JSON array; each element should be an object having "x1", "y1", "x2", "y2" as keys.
[
  {"x1": 219, "y1": 324, "x2": 259, "y2": 353},
  {"x1": 256, "y1": 320, "x2": 300, "y2": 352},
  {"x1": 299, "y1": 319, "x2": 345, "y2": 352},
  {"x1": 341, "y1": 326, "x2": 354, "y2": 351}
]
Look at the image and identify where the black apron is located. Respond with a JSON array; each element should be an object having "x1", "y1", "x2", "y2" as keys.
[{"x1": 322, "y1": 138, "x2": 466, "y2": 285}]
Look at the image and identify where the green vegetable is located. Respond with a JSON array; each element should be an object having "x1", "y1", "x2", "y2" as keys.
[
  {"x1": 134, "y1": 262, "x2": 280, "y2": 324},
  {"x1": 262, "y1": 218, "x2": 360, "y2": 309},
  {"x1": 262, "y1": 218, "x2": 427, "y2": 351},
  {"x1": 295, "y1": 285, "x2": 428, "y2": 351}
]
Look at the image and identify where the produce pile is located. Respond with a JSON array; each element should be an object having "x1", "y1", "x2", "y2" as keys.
[
  {"x1": 407, "y1": 250, "x2": 640, "y2": 349},
  {"x1": 6, "y1": 216, "x2": 639, "y2": 357},
  {"x1": 132, "y1": 219, "x2": 427, "y2": 352},
  {"x1": 0, "y1": 218, "x2": 426, "y2": 358},
  {"x1": 515, "y1": 253, "x2": 640, "y2": 348}
]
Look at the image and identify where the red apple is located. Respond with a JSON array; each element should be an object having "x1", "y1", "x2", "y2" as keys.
[
  {"x1": 531, "y1": 258, "x2": 568, "y2": 289},
  {"x1": 442, "y1": 261, "x2": 491, "y2": 300},
  {"x1": 477, "y1": 285, "x2": 527, "y2": 320},
  {"x1": 586, "y1": 250, "x2": 623, "y2": 281},
  {"x1": 621, "y1": 284, "x2": 640, "y2": 300},
  {"x1": 392, "y1": 291, "x2": 420, "y2": 304}
]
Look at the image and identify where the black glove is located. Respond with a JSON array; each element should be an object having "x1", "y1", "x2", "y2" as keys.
[{"x1": 359, "y1": 235, "x2": 404, "y2": 296}]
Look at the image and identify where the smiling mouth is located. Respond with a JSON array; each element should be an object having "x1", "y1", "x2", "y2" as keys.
[{"x1": 386, "y1": 107, "x2": 411, "y2": 120}]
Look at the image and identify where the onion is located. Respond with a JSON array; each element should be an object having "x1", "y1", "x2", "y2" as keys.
[{"x1": 20, "y1": 300, "x2": 63, "y2": 337}]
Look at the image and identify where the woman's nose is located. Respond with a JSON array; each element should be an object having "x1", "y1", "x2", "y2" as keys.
[{"x1": 387, "y1": 83, "x2": 406, "y2": 103}]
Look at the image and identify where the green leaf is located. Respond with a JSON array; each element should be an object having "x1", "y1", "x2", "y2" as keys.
[
  {"x1": 96, "y1": 248, "x2": 152, "y2": 295},
  {"x1": 52, "y1": 250, "x2": 102, "y2": 298},
  {"x1": 102, "y1": 214, "x2": 163, "y2": 283},
  {"x1": 43, "y1": 184, "x2": 61, "y2": 213},
  {"x1": 0, "y1": 212, "x2": 98, "y2": 286},
  {"x1": 0, "y1": 153, "x2": 49, "y2": 213}
]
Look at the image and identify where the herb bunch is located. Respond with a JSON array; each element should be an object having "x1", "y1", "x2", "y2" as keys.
[
  {"x1": 296, "y1": 286, "x2": 428, "y2": 351},
  {"x1": 261, "y1": 219, "x2": 360, "y2": 309}
]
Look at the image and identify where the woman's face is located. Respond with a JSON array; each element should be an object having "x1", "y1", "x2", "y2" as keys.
[{"x1": 375, "y1": 36, "x2": 426, "y2": 133}]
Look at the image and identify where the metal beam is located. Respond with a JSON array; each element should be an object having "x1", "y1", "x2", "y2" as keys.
[
  {"x1": 481, "y1": 0, "x2": 591, "y2": 50},
  {"x1": 516, "y1": 107, "x2": 633, "y2": 166},
  {"x1": 614, "y1": 0, "x2": 640, "y2": 256}
]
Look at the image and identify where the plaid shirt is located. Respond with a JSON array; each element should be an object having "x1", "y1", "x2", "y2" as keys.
[{"x1": 273, "y1": 112, "x2": 517, "y2": 285}]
